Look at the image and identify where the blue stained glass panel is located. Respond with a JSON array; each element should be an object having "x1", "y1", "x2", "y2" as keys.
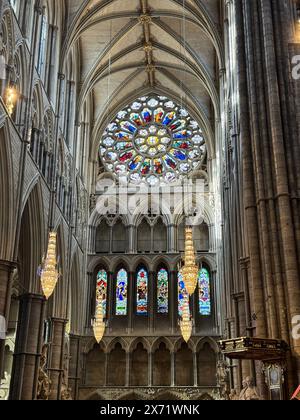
[
  {"x1": 116, "y1": 269, "x2": 128, "y2": 316},
  {"x1": 199, "y1": 268, "x2": 211, "y2": 316}
]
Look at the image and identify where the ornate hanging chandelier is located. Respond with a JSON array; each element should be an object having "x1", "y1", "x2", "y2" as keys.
[
  {"x1": 5, "y1": 85, "x2": 17, "y2": 117},
  {"x1": 180, "y1": 299, "x2": 193, "y2": 343},
  {"x1": 181, "y1": 227, "x2": 198, "y2": 295},
  {"x1": 40, "y1": 232, "x2": 60, "y2": 300},
  {"x1": 93, "y1": 295, "x2": 106, "y2": 344}
]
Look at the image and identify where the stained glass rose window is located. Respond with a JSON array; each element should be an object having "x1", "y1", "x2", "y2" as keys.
[{"x1": 99, "y1": 95, "x2": 206, "y2": 186}]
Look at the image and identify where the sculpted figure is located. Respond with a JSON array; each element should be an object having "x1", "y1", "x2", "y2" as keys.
[
  {"x1": 239, "y1": 377, "x2": 261, "y2": 400},
  {"x1": 37, "y1": 345, "x2": 51, "y2": 400}
]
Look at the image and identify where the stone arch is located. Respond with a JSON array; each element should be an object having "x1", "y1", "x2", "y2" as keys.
[
  {"x1": 95, "y1": 218, "x2": 110, "y2": 254},
  {"x1": 153, "y1": 217, "x2": 167, "y2": 253},
  {"x1": 137, "y1": 217, "x2": 151, "y2": 253},
  {"x1": 152, "y1": 256, "x2": 172, "y2": 273},
  {"x1": 196, "y1": 336, "x2": 219, "y2": 353},
  {"x1": 151, "y1": 336, "x2": 173, "y2": 353},
  {"x1": 118, "y1": 391, "x2": 146, "y2": 401},
  {"x1": 85, "y1": 343, "x2": 106, "y2": 387},
  {"x1": 0, "y1": 123, "x2": 15, "y2": 260},
  {"x1": 197, "y1": 341, "x2": 217, "y2": 387},
  {"x1": 153, "y1": 341, "x2": 171, "y2": 387},
  {"x1": 130, "y1": 341, "x2": 149, "y2": 387},
  {"x1": 110, "y1": 258, "x2": 131, "y2": 274},
  {"x1": 174, "y1": 337, "x2": 196, "y2": 353},
  {"x1": 69, "y1": 251, "x2": 83, "y2": 335},
  {"x1": 129, "y1": 337, "x2": 151, "y2": 353},
  {"x1": 175, "y1": 341, "x2": 194, "y2": 387},
  {"x1": 106, "y1": 337, "x2": 127, "y2": 353},
  {"x1": 18, "y1": 180, "x2": 46, "y2": 293},
  {"x1": 153, "y1": 391, "x2": 181, "y2": 401},
  {"x1": 86, "y1": 392, "x2": 106, "y2": 401},
  {"x1": 107, "y1": 342, "x2": 126, "y2": 386}
]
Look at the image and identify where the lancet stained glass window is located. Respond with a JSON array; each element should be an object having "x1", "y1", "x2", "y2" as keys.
[
  {"x1": 178, "y1": 271, "x2": 189, "y2": 317},
  {"x1": 199, "y1": 267, "x2": 211, "y2": 316},
  {"x1": 137, "y1": 268, "x2": 148, "y2": 315},
  {"x1": 38, "y1": 13, "x2": 47, "y2": 75},
  {"x1": 116, "y1": 269, "x2": 128, "y2": 316},
  {"x1": 100, "y1": 95, "x2": 206, "y2": 186},
  {"x1": 96, "y1": 269, "x2": 108, "y2": 317},
  {"x1": 157, "y1": 268, "x2": 169, "y2": 314}
]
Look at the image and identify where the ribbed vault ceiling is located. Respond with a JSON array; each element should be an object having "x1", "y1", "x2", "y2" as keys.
[{"x1": 63, "y1": 0, "x2": 223, "y2": 157}]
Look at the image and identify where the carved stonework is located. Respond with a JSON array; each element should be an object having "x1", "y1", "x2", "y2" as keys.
[
  {"x1": 216, "y1": 360, "x2": 230, "y2": 399},
  {"x1": 37, "y1": 345, "x2": 52, "y2": 400},
  {"x1": 79, "y1": 387, "x2": 222, "y2": 401},
  {"x1": 0, "y1": 372, "x2": 11, "y2": 400},
  {"x1": 60, "y1": 350, "x2": 73, "y2": 401}
]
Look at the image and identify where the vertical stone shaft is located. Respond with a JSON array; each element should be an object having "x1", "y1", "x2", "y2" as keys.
[
  {"x1": 48, "y1": 318, "x2": 67, "y2": 400},
  {"x1": 9, "y1": 294, "x2": 45, "y2": 400}
]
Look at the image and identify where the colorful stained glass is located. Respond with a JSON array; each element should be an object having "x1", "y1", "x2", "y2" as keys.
[
  {"x1": 178, "y1": 271, "x2": 189, "y2": 317},
  {"x1": 120, "y1": 121, "x2": 137, "y2": 134},
  {"x1": 199, "y1": 268, "x2": 211, "y2": 316},
  {"x1": 173, "y1": 130, "x2": 191, "y2": 139},
  {"x1": 163, "y1": 155, "x2": 177, "y2": 170},
  {"x1": 163, "y1": 112, "x2": 176, "y2": 126},
  {"x1": 154, "y1": 108, "x2": 164, "y2": 123},
  {"x1": 154, "y1": 159, "x2": 163, "y2": 174},
  {"x1": 173, "y1": 141, "x2": 191, "y2": 149},
  {"x1": 142, "y1": 108, "x2": 152, "y2": 123},
  {"x1": 141, "y1": 160, "x2": 151, "y2": 175},
  {"x1": 116, "y1": 269, "x2": 128, "y2": 316},
  {"x1": 170, "y1": 120, "x2": 186, "y2": 131},
  {"x1": 115, "y1": 141, "x2": 133, "y2": 151},
  {"x1": 129, "y1": 156, "x2": 142, "y2": 171},
  {"x1": 130, "y1": 113, "x2": 143, "y2": 126},
  {"x1": 137, "y1": 268, "x2": 148, "y2": 315},
  {"x1": 96, "y1": 269, "x2": 108, "y2": 317},
  {"x1": 119, "y1": 151, "x2": 134, "y2": 162},
  {"x1": 100, "y1": 95, "x2": 207, "y2": 185},
  {"x1": 170, "y1": 149, "x2": 187, "y2": 161},
  {"x1": 116, "y1": 131, "x2": 132, "y2": 141},
  {"x1": 157, "y1": 269, "x2": 169, "y2": 314}
]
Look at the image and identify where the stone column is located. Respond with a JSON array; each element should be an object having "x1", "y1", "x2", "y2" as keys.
[
  {"x1": 149, "y1": 271, "x2": 155, "y2": 333},
  {"x1": 170, "y1": 271, "x2": 177, "y2": 334},
  {"x1": 168, "y1": 224, "x2": 176, "y2": 253},
  {"x1": 148, "y1": 352, "x2": 153, "y2": 387},
  {"x1": 0, "y1": 260, "x2": 16, "y2": 379},
  {"x1": 128, "y1": 272, "x2": 134, "y2": 333},
  {"x1": 9, "y1": 294, "x2": 46, "y2": 400},
  {"x1": 47, "y1": 317, "x2": 67, "y2": 400},
  {"x1": 125, "y1": 351, "x2": 130, "y2": 387},
  {"x1": 68, "y1": 334, "x2": 81, "y2": 400},
  {"x1": 171, "y1": 352, "x2": 175, "y2": 387},
  {"x1": 127, "y1": 225, "x2": 135, "y2": 253},
  {"x1": 193, "y1": 352, "x2": 198, "y2": 387}
]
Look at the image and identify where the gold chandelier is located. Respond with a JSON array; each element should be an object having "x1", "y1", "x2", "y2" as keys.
[
  {"x1": 181, "y1": 227, "x2": 198, "y2": 295},
  {"x1": 40, "y1": 232, "x2": 59, "y2": 300},
  {"x1": 5, "y1": 86, "x2": 17, "y2": 117},
  {"x1": 180, "y1": 299, "x2": 193, "y2": 343},
  {"x1": 93, "y1": 295, "x2": 106, "y2": 344}
]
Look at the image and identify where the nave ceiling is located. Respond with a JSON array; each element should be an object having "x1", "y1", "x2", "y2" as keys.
[{"x1": 63, "y1": 0, "x2": 224, "y2": 158}]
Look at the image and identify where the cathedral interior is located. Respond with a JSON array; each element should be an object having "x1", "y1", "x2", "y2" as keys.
[{"x1": 0, "y1": 0, "x2": 300, "y2": 401}]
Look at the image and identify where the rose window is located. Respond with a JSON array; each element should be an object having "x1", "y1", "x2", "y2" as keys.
[{"x1": 99, "y1": 95, "x2": 206, "y2": 186}]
